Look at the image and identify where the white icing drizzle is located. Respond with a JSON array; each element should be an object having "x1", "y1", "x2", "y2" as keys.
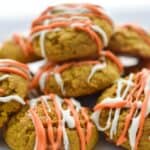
[
  {"x1": 0, "y1": 74, "x2": 25, "y2": 105},
  {"x1": 31, "y1": 7, "x2": 108, "y2": 59},
  {"x1": 129, "y1": 109, "x2": 141, "y2": 150},
  {"x1": 146, "y1": 96, "x2": 150, "y2": 115},
  {"x1": 87, "y1": 61, "x2": 106, "y2": 82},
  {"x1": 144, "y1": 75, "x2": 150, "y2": 116},
  {"x1": 128, "y1": 71, "x2": 150, "y2": 150},
  {"x1": 29, "y1": 95, "x2": 88, "y2": 150},
  {"x1": 92, "y1": 70, "x2": 150, "y2": 150},
  {"x1": 71, "y1": 98, "x2": 81, "y2": 112},
  {"x1": 55, "y1": 95, "x2": 76, "y2": 128},
  {"x1": 91, "y1": 25, "x2": 108, "y2": 46},
  {"x1": 48, "y1": 16, "x2": 90, "y2": 24},
  {"x1": 53, "y1": 73, "x2": 65, "y2": 95},
  {"x1": 34, "y1": 14, "x2": 108, "y2": 50},
  {"x1": 62, "y1": 122, "x2": 69, "y2": 150},
  {"x1": 32, "y1": 15, "x2": 90, "y2": 59},
  {"x1": 39, "y1": 56, "x2": 108, "y2": 94},
  {"x1": 39, "y1": 70, "x2": 66, "y2": 95},
  {"x1": 91, "y1": 109, "x2": 112, "y2": 131},
  {"x1": 30, "y1": 28, "x2": 61, "y2": 41},
  {"x1": 70, "y1": 22, "x2": 85, "y2": 28},
  {"x1": 41, "y1": 96, "x2": 51, "y2": 112},
  {"x1": 71, "y1": 23, "x2": 108, "y2": 47},
  {"x1": 110, "y1": 74, "x2": 134, "y2": 139},
  {"x1": 0, "y1": 74, "x2": 10, "y2": 81},
  {"x1": 39, "y1": 19, "x2": 50, "y2": 58},
  {"x1": 128, "y1": 100, "x2": 142, "y2": 150},
  {"x1": 39, "y1": 31, "x2": 47, "y2": 58},
  {"x1": 29, "y1": 97, "x2": 40, "y2": 108},
  {"x1": 29, "y1": 96, "x2": 51, "y2": 112},
  {"x1": 39, "y1": 72, "x2": 48, "y2": 91},
  {"x1": 55, "y1": 95, "x2": 76, "y2": 150},
  {"x1": 30, "y1": 27, "x2": 61, "y2": 59},
  {"x1": 0, "y1": 95, "x2": 25, "y2": 104},
  {"x1": 51, "y1": 6, "x2": 90, "y2": 14},
  {"x1": 91, "y1": 74, "x2": 134, "y2": 138}
]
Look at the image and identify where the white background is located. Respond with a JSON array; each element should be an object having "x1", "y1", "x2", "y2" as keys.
[{"x1": 0, "y1": 0, "x2": 150, "y2": 40}]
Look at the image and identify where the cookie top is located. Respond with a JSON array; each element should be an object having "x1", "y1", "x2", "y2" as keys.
[
  {"x1": 4, "y1": 94, "x2": 98, "y2": 150},
  {"x1": 29, "y1": 3, "x2": 114, "y2": 62},
  {"x1": 108, "y1": 24, "x2": 150, "y2": 59},
  {"x1": 30, "y1": 51, "x2": 123, "y2": 97},
  {"x1": 92, "y1": 68, "x2": 150, "y2": 150}
]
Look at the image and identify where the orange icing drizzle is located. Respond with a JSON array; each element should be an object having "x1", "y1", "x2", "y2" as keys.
[
  {"x1": 29, "y1": 94, "x2": 93, "y2": 150},
  {"x1": 0, "y1": 60, "x2": 30, "y2": 80},
  {"x1": 30, "y1": 20, "x2": 103, "y2": 54},
  {"x1": 94, "y1": 101, "x2": 127, "y2": 110},
  {"x1": 39, "y1": 3, "x2": 113, "y2": 25},
  {"x1": 75, "y1": 25, "x2": 102, "y2": 54},
  {"x1": 81, "y1": 108, "x2": 93, "y2": 143},
  {"x1": 53, "y1": 60, "x2": 100, "y2": 73},
  {"x1": 29, "y1": 108, "x2": 47, "y2": 150},
  {"x1": 52, "y1": 52, "x2": 123, "y2": 74},
  {"x1": 104, "y1": 51, "x2": 123, "y2": 73},
  {"x1": 32, "y1": 13, "x2": 111, "y2": 28},
  {"x1": 30, "y1": 62, "x2": 53, "y2": 89},
  {"x1": 64, "y1": 98, "x2": 86, "y2": 150},
  {"x1": 93, "y1": 69, "x2": 150, "y2": 150},
  {"x1": 123, "y1": 24, "x2": 150, "y2": 45},
  {"x1": 13, "y1": 34, "x2": 34, "y2": 57},
  {"x1": 0, "y1": 67, "x2": 29, "y2": 80},
  {"x1": 0, "y1": 59, "x2": 29, "y2": 70},
  {"x1": 31, "y1": 50, "x2": 123, "y2": 90},
  {"x1": 30, "y1": 3, "x2": 114, "y2": 56}
]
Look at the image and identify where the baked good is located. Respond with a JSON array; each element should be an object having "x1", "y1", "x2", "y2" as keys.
[
  {"x1": 0, "y1": 34, "x2": 40, "y2": 63},
  {"x1": 4, "y1": 94, "x2": 98, "y2": 150},
  {"x1": 31, "y1": 51, "x2": 123, "y2": 97},
  {"x1": 108, "y1": 24, "x2": 150, "y2": 59},
  {"x1": 0, "y1": 59, "x2": 31, "y2": 127},
  {"x1": 91, "y1": 69, "x2": 150, "y2": 150},
  {"x1": 30, "y1": 3, "x2": 114, "y2": 62}
]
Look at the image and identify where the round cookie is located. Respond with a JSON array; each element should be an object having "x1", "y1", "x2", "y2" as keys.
[
  {"x1": 4, "y1": 94, "x2": 98, "y2": 150},
  {"x1": 0, "y1": 59, "x2": 31, "y2": 128},
  {"x1": 0, "y1": 34, "x2": 40, "y2": 63},
  {"x1": 108, "y1": 24, "x2": 150, "y2": 59},
  {"x1": 91, "y1": 69, "x2": 150, "y2": 150},
  {"x1": 30, "y1": 3, "x2": 114, "y2": 62},
  {"x1": 31, "y1": 51, "x2": 123, "y2": 97}
]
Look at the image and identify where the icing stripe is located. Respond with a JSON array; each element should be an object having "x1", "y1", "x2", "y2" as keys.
[
  {"x1": 92, "y1": 69, "x2": 150, "y2": 150},
  {"x1": 29, "y1": 108, "x2": 47, "y2": 150},
  {"x1": 29, "y1": 94, "x2": 93, "y2": 150},
  {"x1": 0, "y1": 95, "x2": 25, "y2": 104}
]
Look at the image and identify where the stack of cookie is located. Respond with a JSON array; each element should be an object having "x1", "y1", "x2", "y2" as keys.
[
  {"x1": 0, "y1": 3, "x2": 149, "y2": 150},
  {"x1": 1, "y1": 3, "x2": 123, "y2": 150},
  {"x1": 29, "y1": 3, "x2": 123, "y2": 98}
]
